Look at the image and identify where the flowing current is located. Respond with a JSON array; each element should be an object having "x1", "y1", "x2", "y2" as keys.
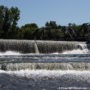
[
  {"x1": 0, "y1": 70, "x2": 90, "y2": 90},
  {"x1": 0, "y1": 40, "x2": 90, "y2": 90}
]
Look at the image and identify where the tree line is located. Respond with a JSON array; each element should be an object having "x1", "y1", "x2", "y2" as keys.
[{"x1": 0, "y1": 5, "x2": 90, "y2": 41}]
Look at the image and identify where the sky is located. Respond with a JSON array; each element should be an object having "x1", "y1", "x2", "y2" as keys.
[{"x1": 0, "y1": 0, "x2": 90, "y2": 27}]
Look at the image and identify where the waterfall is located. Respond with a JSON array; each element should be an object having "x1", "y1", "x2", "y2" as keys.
[
  {"x1": 34, "y1": 40, "x2": 39, "y2": 54},
  {"x1": 2, "y1": 63, "x2": 90, "y2": 71},
  {"x1": 0, "y1": 39, "x2": 89, "y2": 54},
  {"x1": 62, "y1": 43, "x2": 89, "y2": 54},
  {"x1": 0, "y1": 40, "x2": 89, "y2": 89},
  {"x1": 0, "y1": 54, "x2": 90, "y2": 70}
]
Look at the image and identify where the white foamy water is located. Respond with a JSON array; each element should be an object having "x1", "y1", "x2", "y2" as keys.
[
  {"x1": 51, "y1": 44, "x2": 89, "y2": 54},
  {"x1": 62, "y1": 43, "x2": 89, "y2": 54},
  {"x1": 0, "y1": 70, "x2": 90, "y2": 90},
  {"x1": 0, "y1": 50, "x2": 88, "y2": 55},
  {"x1": 3, "y1": 70, "x2": 90, "y2": 77},
  {"x1": 52, "y1": 48, "x2": 89, "y2": 54},
  {"x1": 0, "y1": 51, "x2": 21, "y2": 55},
  {"x1": 62, "y1": 49, "x2": 89, "y2": 54}
]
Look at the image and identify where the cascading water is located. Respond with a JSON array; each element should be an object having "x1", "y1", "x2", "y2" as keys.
[
  {"x1": 0, "y1": 39, "x2": 88, "y2": 53},
  {"x1": 0, "y1": 39, "x2": 90, "y2": 89},
  {"x1": 62, "y1": 43, "x2": 89, "y2": 54},
  {"x1": 34, "y1": 40, "x2": 39, "y2": 54}
]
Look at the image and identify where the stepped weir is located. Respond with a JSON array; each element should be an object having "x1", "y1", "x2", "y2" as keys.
[
  {"x1": 0, "y1": 39, "x2": 89, "y2": 70},
  {"x1": 0, "y1": 40, "x2": 90, "y2": 89},
  {"x1": 0, "y1": 39, "x2": 89, "y2": 53}
]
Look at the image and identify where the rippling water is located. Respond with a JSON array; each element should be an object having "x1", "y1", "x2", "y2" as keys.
[{"x1": 0, "y1": 70, "x2": 90, "y2": 90}]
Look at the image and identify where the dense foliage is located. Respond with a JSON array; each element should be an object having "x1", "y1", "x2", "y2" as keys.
[
  {"x1": 0, "y1": 5, "x2": 20, "y2": 39},
  {"x1": 0, "y1": 5, "x2": 90, "y2": 41}
]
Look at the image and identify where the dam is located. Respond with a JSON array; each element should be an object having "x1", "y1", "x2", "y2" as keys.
[
  {"x1": 0, "y1": 39, "x2": 89, "y2": 70},
  {"x1": 0, "y1": 39, "x2": 90, "y2": 90},
  {"x1": 0, "y1": 39, "x2": 88, "y2": 53}
]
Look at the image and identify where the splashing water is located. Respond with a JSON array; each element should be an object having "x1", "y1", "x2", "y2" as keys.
[
  {"x1": 0, "y1": 41, "x2": 89, "y2": 89},
  {"x1": 0, "y1": 51, "x2": 21, "y2": 55},
  {"x1": 62, "y1": 43, "x2": 89, "y2": 54},
  {"x1": 34, "y1": 40, "x2": 39, "y2": 54},
  {"x1": 0, "y1": 70, "x2": 90, "y2": 90},
  {"x1": 62, "y1": 49, "x2": 89, "y2": 54}
]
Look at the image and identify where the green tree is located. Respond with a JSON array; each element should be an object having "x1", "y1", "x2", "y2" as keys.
[
  {"x1": 8, "y1": 7, "x2": 20, "y2": 38},
  {"x1": 0, "y1": 5, "x2": 20, "y2": 38},
  {"x1": 45, "y1": 21, "x2": 58, "y2": 29},
  {"x1": 20, "y1": 23, "x2": 38, "y2": 39}
]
